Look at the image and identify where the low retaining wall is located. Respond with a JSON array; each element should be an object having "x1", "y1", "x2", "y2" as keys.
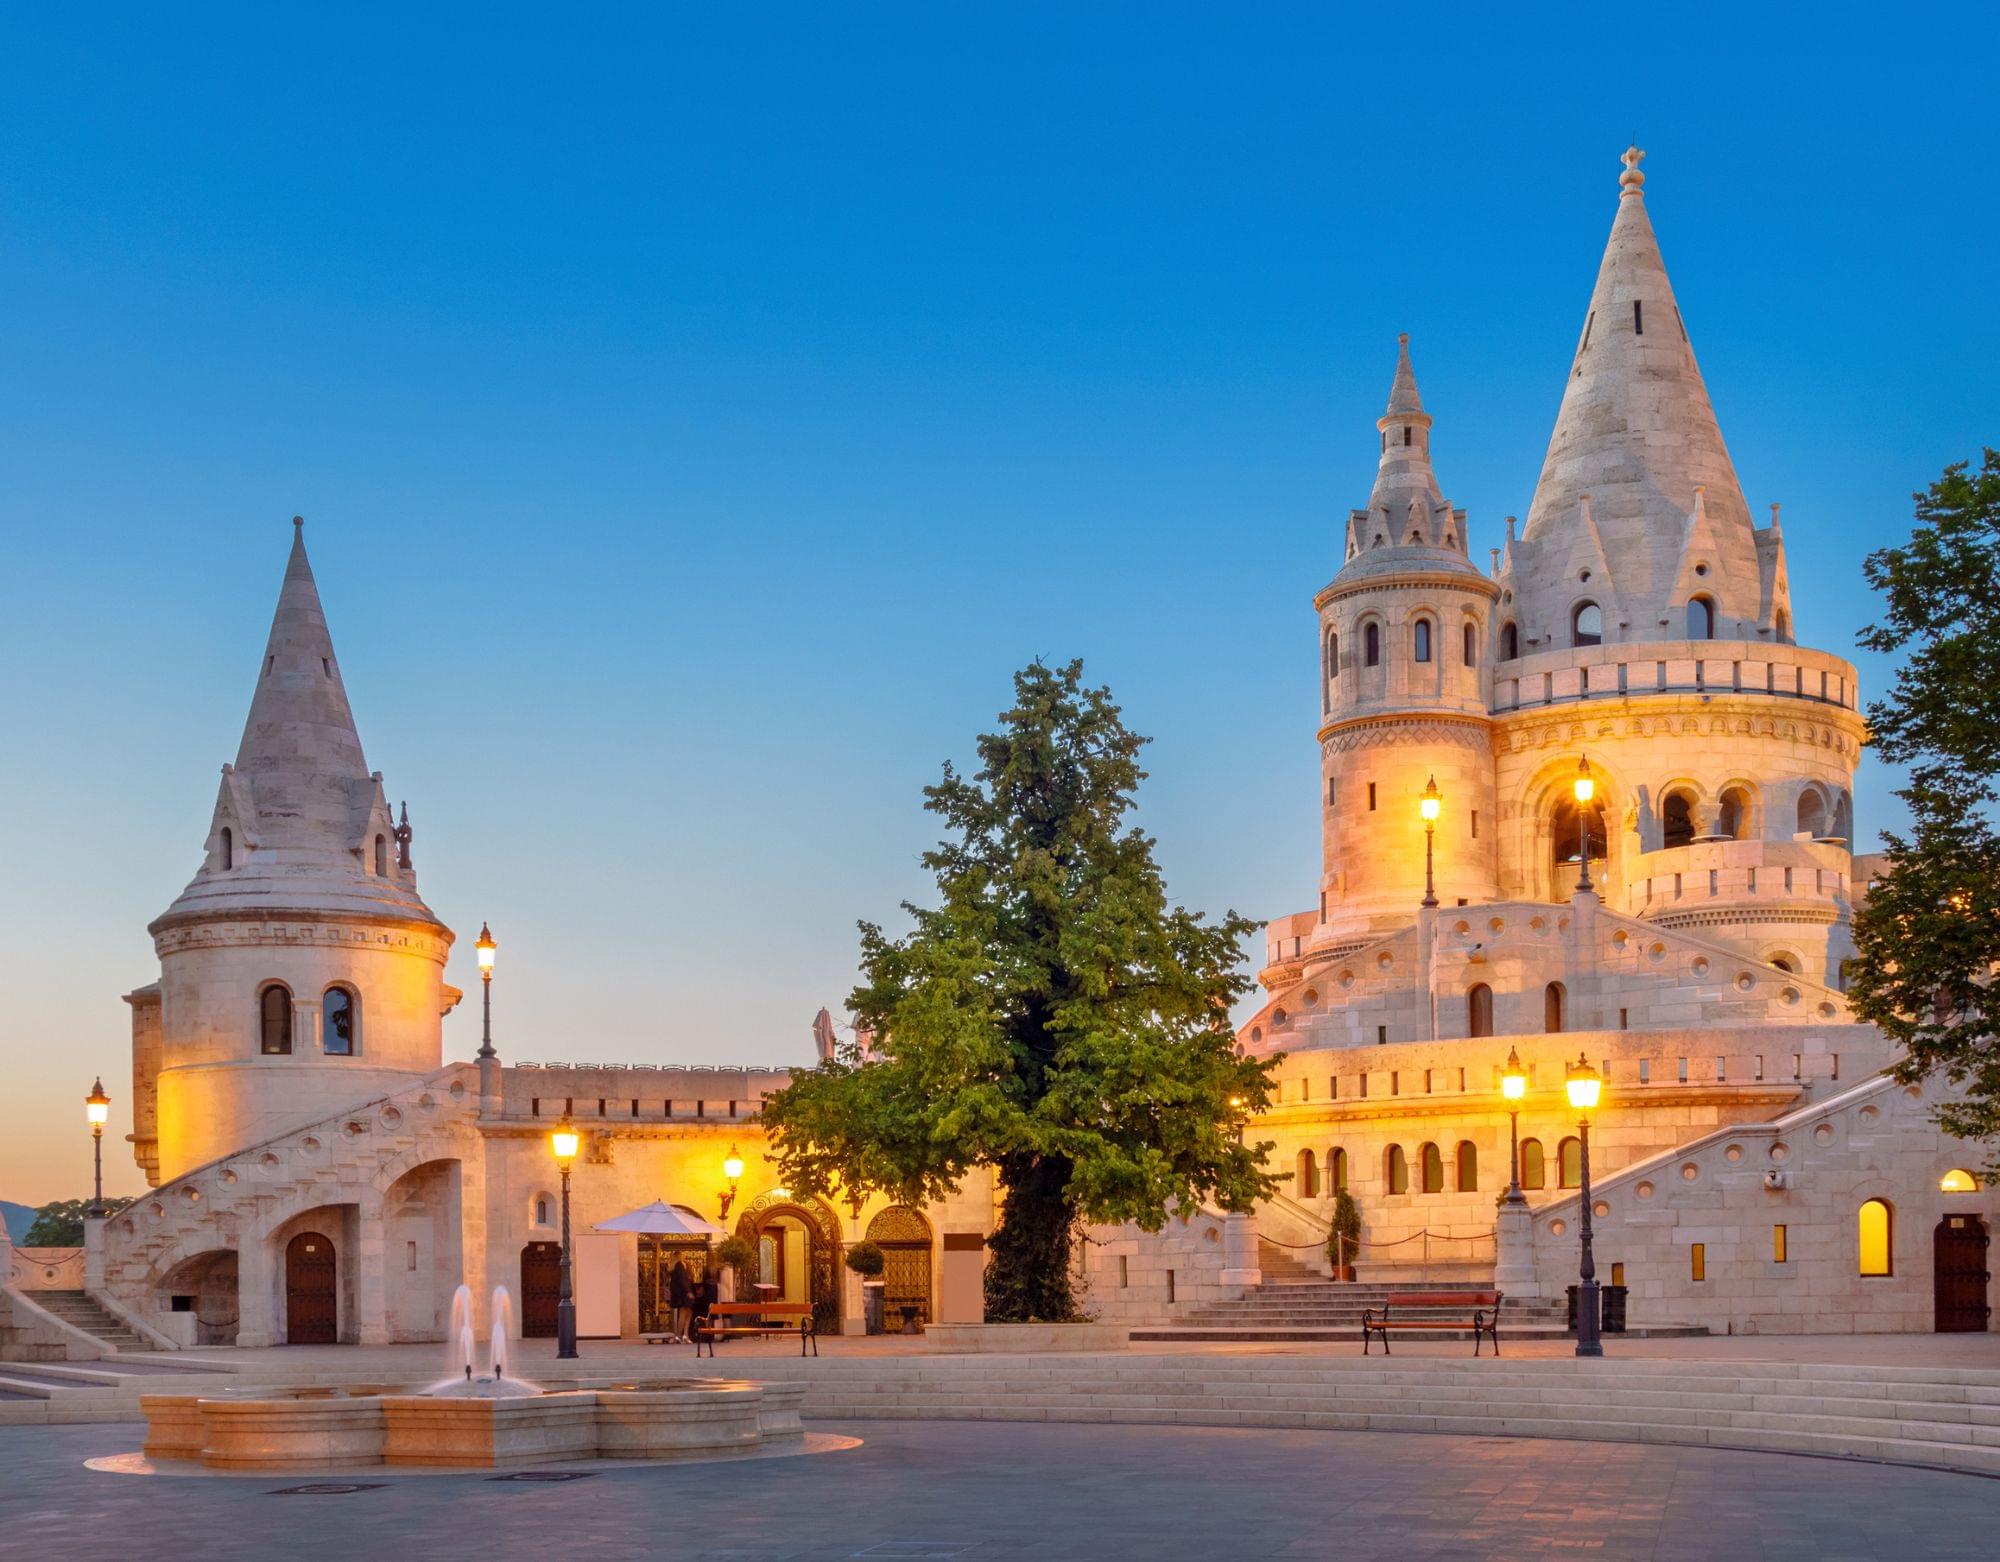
[{"x1": 923, "y1": 1323, "x2": 1130, "y2": 1353}]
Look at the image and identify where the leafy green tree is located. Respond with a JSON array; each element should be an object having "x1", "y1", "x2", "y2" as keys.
[
  {"x1": 762, "y1": 660, "x2": 1278, "y2": 1321},
  {"x1": 1849, "y1": 451, "x2": 2000, "y2": 1169},
  {"x1": 22, "y1": 1198, "x2": 122, "y2": 1246}
]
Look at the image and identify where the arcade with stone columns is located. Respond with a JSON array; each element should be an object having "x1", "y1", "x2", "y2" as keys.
[{"x1": 5, "y1": 148, "x2": 1992, "y2": 1360}]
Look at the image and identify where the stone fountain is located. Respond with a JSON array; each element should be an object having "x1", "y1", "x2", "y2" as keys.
[{"x1": 134, "y1": 1284, "x2": 815, "y2": 1473}]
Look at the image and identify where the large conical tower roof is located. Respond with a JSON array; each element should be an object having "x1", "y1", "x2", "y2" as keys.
[
  {"x1": 1513, "y1": 148, "x2": 1769, "y2": 644},
  {"x1": 153, "y1": 520, "x2": 445, "y2": 932}
]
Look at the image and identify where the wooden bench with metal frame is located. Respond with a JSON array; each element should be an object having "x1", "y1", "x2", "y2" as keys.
[
  {"x1": 693, "y1": 1301, "x2": 819, "y2": 1356},
  {"x1": 1361, "y1": 1290, "x2": 1503, "y2": 1356}
]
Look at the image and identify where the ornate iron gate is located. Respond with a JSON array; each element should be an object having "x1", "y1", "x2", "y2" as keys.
[{"x1": 867, "y1": 1205, "x2": 934, "y2": 1328}]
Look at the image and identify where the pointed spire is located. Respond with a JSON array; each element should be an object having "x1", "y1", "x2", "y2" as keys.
[
  {"x1": 1386, "y1": 332, "x2": 1425, "y2": 416},
  {"x1": 1367, "y1": 334, "x2": 1440, "y2": 520},
  {"x1": 1519, "y1": 146, "x2": 1764, "y2": 639},
  {"x1": 235, "y1": 518, "x2": 370, "y2": 788}
]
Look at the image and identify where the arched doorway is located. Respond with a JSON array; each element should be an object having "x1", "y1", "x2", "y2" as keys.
[
  {"x1": 520, "y1": 1241, "x2": 562, "y2": 1338},
  {"x1": 866, "y1": 1205, "x2": 935, "y2": 1331},
  {"x1": 1935, "y1": 1215, "x2": 1992, "y2": 1333},
  {"x1": 285, "y1": 1232, "x2": 338, "y2": 1345},
  {"x1": 736, "y1": 1192, "x2": 843, "y2": 1334}
]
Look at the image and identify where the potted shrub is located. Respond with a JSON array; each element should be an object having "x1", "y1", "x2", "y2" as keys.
[
  {"x1": 1326, "y1": 1190, "x2": 1362, "y2": 1282},
  {"x1": 845, "y1": 1240, "x2": 888, "y2": 1333}
]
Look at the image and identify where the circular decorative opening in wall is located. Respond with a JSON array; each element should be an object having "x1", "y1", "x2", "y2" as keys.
[
  {"x1": 1814, "y1": 1123, "x2": 1834, "y2": 1144},
  {"x1": 380, "y1": 1106, "x2": 402, "y2": 1127},
  {"x1": 1302, "y1": 989, "x2": 1319, "y2": 1005},
  {"x1": 1636, "y1": 1181, "x2": 1655, "y2": 1199},
  {"x1": 120, "y1": 1219, "x2": 134, "y2": 1236},
  {"x1": 1691, "y1": 957, "x2": 1710, "y2": 977},
  {"x1": 1769, "y1": 1142, "x2": 1790, "y2": 1163},
  {"x1": 1779, "y1": 986, "x2": 1801, "y2": 1006},
  {"x1": 418, "y1": 1093, "x2": 436, "y2": 1111},
  {"x1": 181, "y1": 1186, "x2": 200, "y2": 1204},
  {"x1": 449, "y1": 1080, "x2": 467, "y2": 1098},
  {"x1": 1579, "y1": 569, "x2": 1592, "y2": 582},
  {"x1": 261, "y1": 1152, "x2": 280, "y2": 1169},
  {"x1": 1250, "y1": 1027, "x2": 1263, "y2": 1044},
  {"x1": 301, "y1": 1136, "x2": 322, "y2": 1154},
  {"x1": 1736, "y1": 972, "x2": 1756, "y2": 992},
  {"x1": 1906, "y1": 1085, "x2": 1924, "y2": 1100},
  {"x1": 1203, "y1": 1227, "x2": 1219, "y2": 1243},
  {"x1": 1649, "y1": 943, "x2": 1667, "y2": 963},
  {"x1": 1549, "y1": 1219, "x2": 1566, "y2": 1236},
  {"x1": 1681, "y1": 1163, "x2": 1700, "y2": 1182},
  {"x1": 149, "y1": 1201, "x2": 165, "y2": 1219},
  {"x1": 221, "y1": 1169, "x2": 238, "y2": 1185},
  {"x1": 1272, "y1": 1008, "x2": 1288, "y2": 1027},
  {"x1": 1377, "y1": 952, "x2": 1394, "y2": 970},
  {"x1": 1557, "y1": 916, "x2": 1570, "y2": 932},
  {"x1": 1612, "y1": 929, "x2": 1629, "y2": 946},
  {"x1": 1489, "y1": 917, "x2": 1506, "y2": 934},
  {"x1": 1529, "y1": 915, "x2": 1547, "y2": 932},
  {"x1": 1859, "y1": 1105, "x2": 1879, "y2": 1123},
  {"x1": 1593, "y1": 1200, "x2": 1610, "y2": 1217},
  {"x1": 1338, "y1": 969, "x2": 1355, "y2": 989},
  {"x1": 1504, "y1": 589, "x2": 1513, "y2": 603},
  {"x1": 1817, "y1": 1002, "x2": 1836, "y2": 1018},
  {"x1": 1455, "y1": 921, "x2": 1471, "y2": 935}
]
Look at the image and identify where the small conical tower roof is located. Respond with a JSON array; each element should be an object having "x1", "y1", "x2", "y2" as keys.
[
  {"x1": 1515, "y1": 147, "x2": 1766, "y2": 641},
  {"x1": 1336, "y1": 336, "x2": 1479, "y2": 583},
  {"x1": 153, "y1": 520, "x2": 445, "y2": 933}
]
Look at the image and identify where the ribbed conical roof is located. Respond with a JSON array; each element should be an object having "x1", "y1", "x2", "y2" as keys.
[
  {"x1": 1337, "y1": 336, "x2": 1480, "y2": 584},
  {"x1": 1517, "y1": 148, "x2": 1764, "y2": 638}
]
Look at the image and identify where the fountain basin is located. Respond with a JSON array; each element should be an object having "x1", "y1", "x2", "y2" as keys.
[{"x1": 138, "y1": 1378, "x2": 798, "y2": 1471}]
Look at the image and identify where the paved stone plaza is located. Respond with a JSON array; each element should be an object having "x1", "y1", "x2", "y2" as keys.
[{"x1": 5, "y1": 1416, "x2": 1998, "y2": 1561}]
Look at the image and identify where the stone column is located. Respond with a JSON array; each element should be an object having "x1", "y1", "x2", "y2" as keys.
[
  {"x1": 1218, "y1": 1209, "x2": 1261, "y2": 1293},
  {"x1": 82, "y1": 1216, "x2": 106, "y2": 1293},
  {"x1": 1492, "y1": 1198, "x2": 1539, "y2": 1300},
  {"x1": 354, "y1": 1191, "x2": 390, "y2": 1346},
  {"x1": 840, "y1": 1207, "x2": 867, "y2": 1335},
  {"x1": 478, "y1": 1054, "x2": 503, "y2": 1119},
  {"x1": 236, "y1": 1237, "x2": 277, "y2": 1348}
]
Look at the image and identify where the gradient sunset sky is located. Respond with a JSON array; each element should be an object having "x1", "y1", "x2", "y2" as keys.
[{"x1": 3, "y1": 6, "x2": 1994, "y2": 1203}]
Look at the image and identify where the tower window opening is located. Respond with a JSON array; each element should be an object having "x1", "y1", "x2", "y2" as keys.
[
  {"x1": 1558, "y1": 1136, "x2": 1582, "y2": 1188},
  {"x1": 1364, "y1": 623, "x2": 1381, "y2": 666},
  {"x1": 1633, "y1": 300, "x2": 1644, "y2": 334},
  {"x1": 1520, "y1": 1138, "x2": 1546, "y2": 1190},
  {"x1": 1544, "y1": 981, "x2": 1566, "y2": 1033},
  {"x1": 1581, "y1": 311, "x2": 1595, "y2": 351},
  {"x1": 1471, "y1": 810, "x2": 1479, "y2": 839},
  {"x1": 1500, "y1": 622, "x2": 1519, "y2": 660},
  {"x1": 220, "y1": 827, "x2": 233, "y2": 870},
  {"x1": 1857, "y1": 1199, "x2": 1893, "y2": 1276},
  {"x1": 1456, "y1": 1141, "x2": 1478, "y2": 1193},
  {"x1": 322, "y1": 658, "x2": 332, "y2": 678},
  {"x1": 259, "y1": 984, "x2": 294, "y2": 1056},
  {"x1": 1327, "y1": 631, "x2": 1339, "y2": 682},
  {"x1": 1403, "y1": 427, "x2": 1412, "y2": 447},
  {"x1": 374, "y1": 833, "x2": 388, "y2": 876},
  {"x1": 1572, "y1": 601, "x2": 1602, "y2": 647},
  {"x1": 1796, "y1": 790, "x2": 1827, "y2": 840},
  {"x1": 1385, "y1": 1144, "x2": 1409, "y2": 1195},
  {"x1": 1368, "y1": 783, "x2": 1377, "y2": 811},
  {"x1": 1463, "y1": 622, "x2": 1477, "y2": 665},
  {"x1": 1420, "y1": 1142, "x2": 1444, "y2": 1194},
  {"x1": 1467, "y1": 983, "x2": 1494, "y2": 1038},
  {"x1": 1687, "y1": 595, "x2": 1715, "y2": 640},
  {"x1": 1413, "y1": 619, "x2": 1433, "y2": 663},
  {"x1": 322, "y1": 986, "x2": 356, "y2": 1056},
  {"x1": 1718, "y1": 786, "x2": 1750, "y2": 841},
  {"x1": 1663, "y1": 791, "x2": 1695, "y2": 849}
]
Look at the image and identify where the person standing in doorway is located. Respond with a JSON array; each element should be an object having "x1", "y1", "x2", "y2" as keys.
[{"x1": 668, "y1": 1258, "x2": 693, "y2": 1344}]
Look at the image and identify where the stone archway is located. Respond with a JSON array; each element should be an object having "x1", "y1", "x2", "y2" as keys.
[
  {"x1": 155, "y1": 1249, "x2": 239, "y2": 1347},
  {"x1": 736, "y1": 1190, "x2": 843, "y2": 1333},
  {"x1": 285, "y1": 1232, "x2": 338, "y2": 1345},
  {"x1": 866, "y1": 1205, "x2": 935, "y2": 1330}
]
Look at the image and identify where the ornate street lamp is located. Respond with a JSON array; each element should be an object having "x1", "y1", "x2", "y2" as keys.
[
  {"x1": 85, "y1": 1079, "x2": 111, "y2": 1218},
  {"x1": 1500, "y1": 1047, "x2": 1527, "y2": 1207},
  {"x1": 475, "y1": 922, "x2": 497, "y2": 1060},
  {"x1": 1419, "y1": 775, "x2": 1442, "y2": 909},
  {"x1": 1565, "y1": 1052, "x2": 1605, "y2": 1357},
  {"x1": 719, "y1": 1145, "x2": 745, "y2": 1220},
  {"x1": 1573, "y1": 757, "x2": 1596, "y2": 895},
  {"x1": 550, "y1": 1112, "x2": 580, "y2": 1359}
]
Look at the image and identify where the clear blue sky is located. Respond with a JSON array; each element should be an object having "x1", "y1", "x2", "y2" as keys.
[{"x1": 2, "y1": 6, "x2": 1993, "y2": 1201}]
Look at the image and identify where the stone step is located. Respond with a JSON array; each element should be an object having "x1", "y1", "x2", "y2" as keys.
[{"x1": 1129, "y1": 1325, "x2": 1706, "y2": 1343}]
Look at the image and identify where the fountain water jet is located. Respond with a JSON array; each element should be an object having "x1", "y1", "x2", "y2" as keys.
[{"x1": 425, "y1": 1284, "x2": 537, "y2": 1397}]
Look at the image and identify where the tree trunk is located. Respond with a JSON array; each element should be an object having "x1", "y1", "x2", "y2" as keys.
[{"x1": 984, "y1": 1152, "x2": 1079, "y2": 1322}]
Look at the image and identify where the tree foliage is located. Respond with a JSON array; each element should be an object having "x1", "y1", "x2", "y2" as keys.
[
  {"x1": 22, "y1": 1198, "x2": 124, "y2": 1246},
  {"x1": 760, "y1": 660, "x2": 1278, "y2": 1321},
  {"x1": 1849, "y1": 451, "x2": 2000, "y2": 1167}
]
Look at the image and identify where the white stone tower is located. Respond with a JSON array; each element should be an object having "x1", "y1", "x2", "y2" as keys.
[
  {"x1": 132, "y1": 520, "x2": 455, "y2": 1182},
  {"x1": 1314, "y1": 337, "x2": 1500, "y2": 940}
]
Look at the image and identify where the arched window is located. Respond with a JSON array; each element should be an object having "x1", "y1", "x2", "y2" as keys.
[
  {"x1": 1420, "y1": 1142, "x2": 1444, "y2": 1195},
  {"x1": 1463, "y1": 622, "x2": 1477, "y2": 666},
  {"x1": 1940, "y1": 1169, "x2": 1978, "y2": 1193},
  {"x1": 1326, "y1": 631, "x2": 1339, "y2": 683},
  {"x1": 1385, "y1": 1145, "x2": 1409, "y2": 1195},
  {"x1": 1456, "y1": 1141, "x2": 1478, "y2": 1193},
  {"x1": 1857, "y1": 1199, "x2": 1893, "y2": 1276},
  {"x1": 1663, "y1": 791, "x2": 1695, "y2": 849},
  {"x1": 1364, "y1": 623, "x2": 1381, "y2": 667},
  {"x1": 220, "y1": 827, "x2": 233, "y2": 870},
  {"x1": 1797, "y1": 789, "x2": 1827, "y2": 839},
  {"x1": 1544, "y1": 982, "x2": 1566, "y2": 1034},
  {"x1": 259, "y1": 985, "x2": 293, "y2": 1056},
  {"x1": 374, "y1": 834, "x2": 388, "y2": 875},
  {"x1": 1550, "y1": 797, "x2": 1608, "y2": 887},
  {"x1": 1296, "y1": 1149, "x2": 1319, "y2": 1200},
  {"x1": 534, "y1": 1195, "x2": 552, "y2": 1226},
  {"x1": 1558, "y1": 1136, "x2": 1583, "y2": 1189},
  {"x1": 1413, "y1": 619, "x2": 1433, "y2": 663},
  {"x1": 1769, "y1": 953, "x2": 1797, "y2": 974},
  {"x1": 1329, "y1": 1147, "x2": 1348, "y2": 1194},
  {"x1": 1467, "y1": 983, "x2": 1494, "y2": 1039},
  {"x1": 1500, "y1": 622, "x2": 1519, "y2": 660},
  {"x1": 1775, "y1": 608, "x2": 1790, "y2": 642},
  {"x1": 322, "y1": 987, "x2": 357, "y2": 1056},
  {"x1": 1572, "y1": 601, "x2": 1602, "y2": 647},
  {"x1": 1520, "y1": 1138, "x2": 1546, "y2": 1190},
  {"x1": 1718, "y1": 786, "x2": 1751, "y2": 841},
  {"x1": 1832, "y1": 791, "x2": 1853, "y2": 841},
  {"x1": 1687, "y1": 595, "x2": 1715, "y2": 639}
]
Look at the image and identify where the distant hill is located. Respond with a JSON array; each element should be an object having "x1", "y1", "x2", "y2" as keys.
[{"x1": 2, "y1": 1201, "x2": 38, "y2": 1244}]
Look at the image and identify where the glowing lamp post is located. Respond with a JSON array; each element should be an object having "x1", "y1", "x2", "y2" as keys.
[
  {"x1": 475, "y1": 922, "x2": 497, "y2": 1060},
  {"x1": 1565, "y1": 1053, "x2": 1605, "y2": 1358},
  {"x1": 1500, "y1": 1047, "x2": 1527, "y2": 1208},
  {"x1": 85, "y1": 1078, "x2": 111, "y2": 1218},
  {"x1": 1573, "y1": 757, "x2": 1596, "y2": 895},
  {"x1": 1419, "y1": 775, "x2": 1442, "y2": 909},
  {"x1": 719, "y1": 1146, "x2": 745, "y2": 1221},
  {"x1": 550, "y1": 1112, "x2": 580, "y2": 1359}
]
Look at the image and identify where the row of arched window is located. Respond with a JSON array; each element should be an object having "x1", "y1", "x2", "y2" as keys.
[
  {"x1": 1496, "y1": 595, "x2": 1722, "y2": 660},
  {"x1": 1465, "y1": 981, "x2": 1566, "y2": 1037},
  {"x1": 1295, "y1": 1137, "x2": 1585, "y2": 1198},
  {"x1": 1326, "y1": 618, "x2": 1480, "y2": 681},
  {"x1": 219, "y1": 827, "x2": 394, "y2": 875},
  {"x1": 259, "y1": 982, "x2": 359, "y2": 1057}
]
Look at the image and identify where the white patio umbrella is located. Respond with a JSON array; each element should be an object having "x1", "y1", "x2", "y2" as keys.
[{"x1": 594, "y1": 1200, "x2": 727, "y2": 1237}]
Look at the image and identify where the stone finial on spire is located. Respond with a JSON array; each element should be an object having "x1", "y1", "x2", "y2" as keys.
[{"x1": 1620, "y1": 144, "x2": 1645, "y2": 198}]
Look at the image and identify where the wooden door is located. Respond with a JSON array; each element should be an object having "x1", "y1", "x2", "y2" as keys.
[
  {"x1": 1935, "y1": 1215, "x2": 1992, "y2": 1333},
  {"x1": 520, "y1": 1241, "x2": 563, "y2": 1338},
  {"x1": 284, "y1": 1232, "x2": 338, "y2": 1345}
]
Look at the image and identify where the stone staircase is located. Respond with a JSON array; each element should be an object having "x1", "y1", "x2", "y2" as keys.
[
  {"x1": 1136, "y1": 1277, "x2": 1577, "y2": 1343},
  {"x1": 730, "y1": 1353, "x2": 2000, "y2": 1476},
  {"x1": 27, "y1": 1291, "x2": 152, "y2": 1352}
]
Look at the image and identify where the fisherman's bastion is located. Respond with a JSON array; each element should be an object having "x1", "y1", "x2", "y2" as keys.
[{"x1": 4, "y1": 149, "x2": 1993, "y2": 1360}]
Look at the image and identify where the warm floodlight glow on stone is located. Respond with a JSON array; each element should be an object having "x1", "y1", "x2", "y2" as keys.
[
  {"x1": 1565, "y1": 1054, "x2": 1602, "y2": 1112},
  {"x1": 1501, "y1": 1046, "x2": 1527, "y2": 1102}
]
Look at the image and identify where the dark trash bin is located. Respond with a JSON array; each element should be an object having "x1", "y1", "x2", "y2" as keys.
[
  {"x1": 1565, "y1": 1283, "x2": 1604, "y2": 1335},
  {"x1": 1602, "y1": 1284, "x2": 1629, "y2": 1334}
]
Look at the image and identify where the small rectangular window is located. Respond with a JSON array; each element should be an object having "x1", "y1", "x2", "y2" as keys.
[
  {"x1": 1328, "y1": 1075, "x2": 1338, "y2": 1100},
  {"x1": 1358, "y1": 1073, "x2": 1369, "y2": 1099},
  {"x1": 1327, "y1": 778, "x2": 1336, "y2": 805},
  {"x1": 1673, "y1": 873, "x2": 1682, "y2": 898},
  {"x1": 1165, "y1": 1269, "x2": 1176, "y2": 1304},
  {"x1": 1748, "y1": 867, "x2": 1757, "y2": 893},
  {"x1": 1376, "y1": 1025, "x2": 1387, "y2": 1046},
  {"x1": 1831, "y1": 1054, "x2": 1839, "y2": 1081},
  {"x1": 1715, "y1": 1056, "x2": 1726, "y2": 1081},
  {"x1": 1300, "y1": 1078, "x2": 1311, "y2": 1102},
  {"x1": 1638, "y1": 1058, "x2": 1650, "y2": 1084},
  {"x1": 1773, "y1": 1225, "x2": 1788, "y2": 1264},
  {"x1": 1633, "y1": 300, "x2": 1645, "y2": 334},
  {"x1": 1457, "y1": 1067, "x2": 1467, "y2": 1091},
  {"x1": 1423, "y1": 1069, "x2": 1432, "y2": 1094},
  {"x1": 531, "y1": 1097, "x2": 540, "y2": 1117},
  {"x1": 1390, "y1": 1071, "x2": 1400, "y2": 1096},
  {"x1": 1619, "y1": 1008, "x2": 1629, "y2": 1030},
  {"x1": 1677, "y1": 1057, "x2": 1688, "y2": 1083},
  {"x1": 597, "y1": 1098, "x2": 607, "y2": 1117},
  {"x1": 1754, "y1": 1055, "x2": 1764, "y2": 1081},
  {"x1": 1709, "y1": 869, "x2": 1719, "y2": 896},
  {"x1": 1690, "y1": 1243, "x2": 1705, "y2": 1282},
  {"x1": 1784, "y1": 867, "x2": 1794, "y2": 892},
  {"x1": 1791, "y1": 1055, "x2": 1802, "y2": 1080},
  {"x1": 407, "y1": 1240, "x2": 418, "y2": 1272},
  {"x1": 1610, "y1": 1263, "x2": 1624, "y2": 1287},
  {"x1": 1368, "y1": 783, "x2": 1377, "y2": 811},
  {"x1": 1471, "y1": 810, "x2": 1480, "y2": 839},
  {"x1": 630, "y1": 1100, "x2": 639, "y2": 1117},
  {"x1": 1118, "y1": 1255, "x2": 1129, "y2": 1288}
]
